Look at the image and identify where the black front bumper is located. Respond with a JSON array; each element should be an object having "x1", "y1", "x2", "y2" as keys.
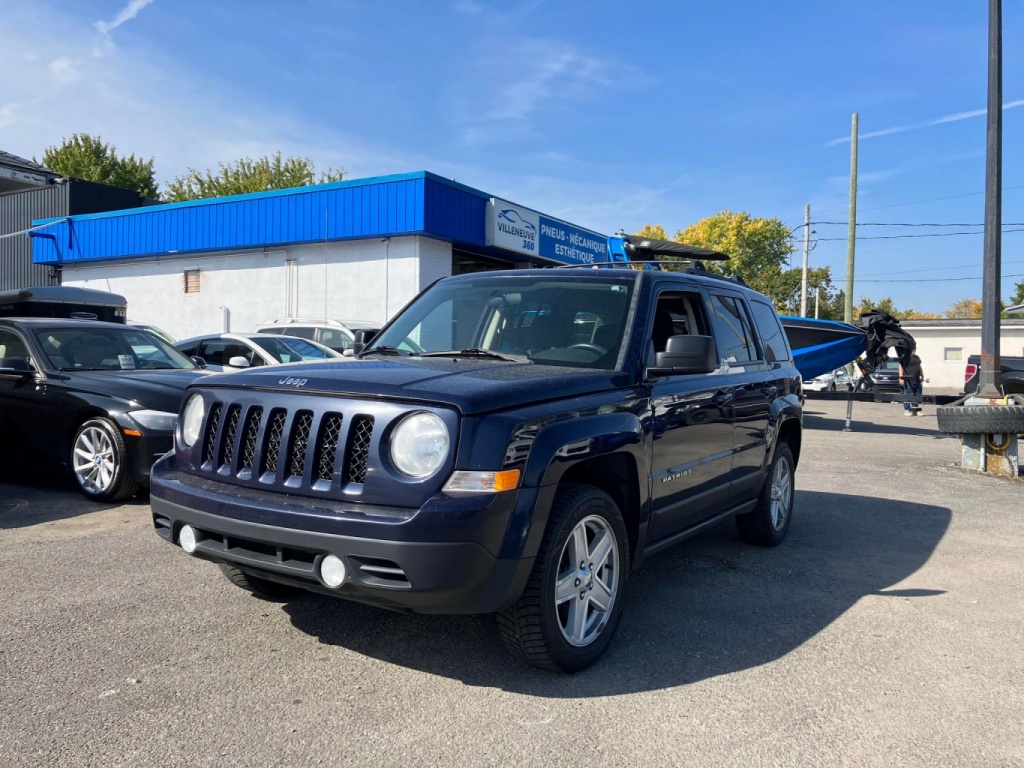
[
  {"x1": 150, "y1": 457, "x2": 535, "y2": 614},
  {"x1": 125, "y1": 433, "x2": 172, "y2": 486}
]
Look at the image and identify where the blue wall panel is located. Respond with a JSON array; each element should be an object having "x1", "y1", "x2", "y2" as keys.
[{"x1": 31, "y1": 171, "x2": 580, "y2": 266}]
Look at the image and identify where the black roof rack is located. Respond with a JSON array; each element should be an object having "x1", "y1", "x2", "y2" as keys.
[
  {"x1": 619, "y1": 235, "x2": 730, "y2": 262},
  {"x1": 553, "y1": 259, "x2": 748, "y2": 287}
]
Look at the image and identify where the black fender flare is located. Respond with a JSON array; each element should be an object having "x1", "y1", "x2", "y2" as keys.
[{"x1": 510, "y1": 411, "x2": 648, "y2": 561}]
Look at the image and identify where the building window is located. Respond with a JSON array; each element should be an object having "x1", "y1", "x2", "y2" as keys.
[
  {"x1": 943, "y1": 347, "x2": 963, "y2": 362},
  {"x1": 184, "y1": 269, "x2": 201, "y2": 294}
]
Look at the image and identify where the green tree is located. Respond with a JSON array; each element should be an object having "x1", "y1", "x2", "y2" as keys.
[
  {"x1": 165, "y1": 152, "x2": 344, "y2": 202},
  {"x1": 856, "y1": 296, "x2": 902, "y2": 318},
  {"x1": 40, "y1": 133, "x2": 158, "y2": 198},
  {"x1": 1009, "y1": 279, "x2": 1024, "y2": 307},
  {"x1": 675, "y1": 210, "x2": 795, "y2": 298},
  {"x1": 633, "y1": 223, "x2": 669, "y2": 240}
]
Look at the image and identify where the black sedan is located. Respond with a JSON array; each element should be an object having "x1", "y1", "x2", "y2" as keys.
[{"x1": 0, "y1": 318, "x2": 206, "y2": 501}]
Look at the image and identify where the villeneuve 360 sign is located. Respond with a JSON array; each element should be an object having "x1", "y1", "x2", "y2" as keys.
[{"x1": 485, "y1": 199, "x2": 608, "y2": 265}]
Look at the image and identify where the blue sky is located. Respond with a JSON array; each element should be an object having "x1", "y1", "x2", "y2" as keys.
[{"x1": 2, "y1": 1, "x2": 1023, "y2": 312}]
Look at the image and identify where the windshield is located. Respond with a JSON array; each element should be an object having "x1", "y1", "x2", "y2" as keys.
[
  {"x1": 251, "y1": 336, "x2": 341, "y2": 362},
  {"x1": 368, "y1": 274, "x2": 637, "y2": 370},
  {"x1": 33, "y1": 327, "x2": 196, "y2": 371}
]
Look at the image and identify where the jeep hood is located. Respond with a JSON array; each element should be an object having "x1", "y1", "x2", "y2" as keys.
[{"x1": 199, "y1": 358, "x2": 630, "y2": 414}]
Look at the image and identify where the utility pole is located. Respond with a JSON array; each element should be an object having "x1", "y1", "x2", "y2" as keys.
[
  {"x1": 800, "y1": 204, "x2": 811, "y2": 317},
  {"x1": 844, "y1": 113, "x2": 859, "y2": 325},
  {"x1": 978, "y1": 0, "x2": 1003, "y2": 396}
]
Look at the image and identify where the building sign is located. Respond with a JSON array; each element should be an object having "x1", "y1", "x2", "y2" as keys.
[{"x1": 486, "y1": 199, "x2": 607, "y2": 265}]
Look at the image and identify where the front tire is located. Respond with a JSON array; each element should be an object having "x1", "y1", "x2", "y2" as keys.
[
  {"x1": 71, "y1": 417, "x2": 139, "y2": 502},
  {"x1": 497, "y1": 483, "x2": 629, "y2": 672},
  {"x1": 736, "y1": 441, "x2": 795, "y2": 547}
]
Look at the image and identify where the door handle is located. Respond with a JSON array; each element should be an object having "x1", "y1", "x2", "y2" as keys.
[{"x1": 711, "y1": 390, "x2": 733, "y2": 406}]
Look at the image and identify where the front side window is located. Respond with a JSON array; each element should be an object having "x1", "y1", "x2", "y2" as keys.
[
  {"x1": 709, "y1": 294, "x2": 756, "y2": 365},
  {"x1": 198, "y1": 339, "x2": 261, "y2": 367},
  {"x1": 0, "y1": 329, "x2": 36, "y2": 371},
  {"x1": 252, "y1": 336, "x2": 340, "y2": 363},
  {"x1": 368, "y1": 275, "x2": 638, "y2": 370}
]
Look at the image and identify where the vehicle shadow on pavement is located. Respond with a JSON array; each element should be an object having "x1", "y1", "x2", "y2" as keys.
[
  {"x1": 804, "y1": 413, "x2": 956, "y2": 438},
  {"x1": 282, "y1": 490, "x2": 951, "y2": 696},
  {"x1": 0, "y1": 467, "x2": 149, "y2": 529}
]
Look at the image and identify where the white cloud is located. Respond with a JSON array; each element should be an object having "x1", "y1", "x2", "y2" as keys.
[
  {"x1": 446, "y1": 37, "x2": 648, "y2": 146},
  {"x1": 95, "y1": 0, "x2": 156, "y2": 36},
  {"x1": 0, "y1": 3, "x2": 676, "y2": 235},
  {"x1": 48, "y1": 57, "x2": 80, "y2": 84},
  {"x1": 825, "y1": 99, "x2": 1024, "y2": 146}
]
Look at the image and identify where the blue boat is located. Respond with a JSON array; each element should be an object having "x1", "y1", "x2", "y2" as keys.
[{"x1": 779, "y1": 316, "x2": 867, "y2": 381}]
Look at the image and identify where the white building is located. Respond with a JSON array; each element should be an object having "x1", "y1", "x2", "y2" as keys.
[{"x1": 900, "y1": 318, "x2": 1024, "y2": 392}]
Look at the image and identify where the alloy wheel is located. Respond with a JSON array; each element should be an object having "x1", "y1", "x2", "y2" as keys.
[
  {"x1": 554, "y1": 515, "x2": 620, "y2": 647},
  {"x1": 769, "y1": 455, "x2": 793, "y2": 531},
  {"x1": 73, "y1": 425, "x2": 116, "y2": 495}
]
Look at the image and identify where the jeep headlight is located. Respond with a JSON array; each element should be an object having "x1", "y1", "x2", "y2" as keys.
[
  {"x1": 390, "y1": 412, "x2": 449, "y2": 478},
  {"x1": 180, "y1": 394, "x2": 205, "y2": 448}
]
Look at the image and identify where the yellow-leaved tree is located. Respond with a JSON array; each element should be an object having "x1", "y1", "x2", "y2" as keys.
[{"x1": 944, "y1": 298, "x2": 983, "y2": 318}]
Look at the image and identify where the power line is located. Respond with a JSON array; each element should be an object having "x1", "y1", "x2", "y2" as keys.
[
  {"x1": 812, "y1": 227, "x2": 1024, "y2": 242},
  {"x1": 814, "y1": 183, "x2": 1024, "y2": 217},
  {"x1": 814, "y1": 221, "x2": 1024, "y2": 227},
  {"x1": 859, "y1": 258, "x2": 1024, "y2": 278},
  {"x1": 858, "y1": 272, "x2": 1024, "y2": 283}
]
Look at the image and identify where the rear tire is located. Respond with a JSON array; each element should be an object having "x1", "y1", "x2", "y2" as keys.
[
  {"x1": 218, "y1": 563, "x2": 301, "y2": 600},
  {"x1": 71, "y1": 417, "x2": 139, "y2": 502},
  {"x1": 736, "y1": 442, "x2": 795, "y2": 547},
  {"x1": 497, "y1": 483, "x2": 629, "y2": 672}
]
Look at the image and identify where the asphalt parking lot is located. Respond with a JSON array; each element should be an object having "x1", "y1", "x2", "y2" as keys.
[{"x1": 2, "y1": 399, "x2": 1022, "y2": 767}]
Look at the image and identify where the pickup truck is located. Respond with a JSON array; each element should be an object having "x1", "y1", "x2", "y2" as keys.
[
  {"x1": 963, "y1": 354, "x2": 1024, "y2": 395},
  {"x1": 150, "y1": 266, "x2": 803, "y2": 671}
]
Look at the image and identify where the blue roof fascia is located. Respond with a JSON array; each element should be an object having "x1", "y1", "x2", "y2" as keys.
[
  {"x1": 30, "y1": 171, "x2": 492, "y2": 227},
  {"x1": 28, "y1": 170, "x2": 602, "y2": 266}
]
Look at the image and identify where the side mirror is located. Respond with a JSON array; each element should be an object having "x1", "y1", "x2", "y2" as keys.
[
  {"x1": 227, "y1": 356, "x2": 251, "y2": 368},
  {"x1": 190, "y1": 356, "x2": 208, "y2": 369},
  {"x1": 352, "y1": 328, "x2": 379, "y2": 355},
  {"x1": 648, "y1": 335, "x2": 718, "y2": 377},
  {"x1": 0, "y1": 357, "x2": 33, "y2": 377}
]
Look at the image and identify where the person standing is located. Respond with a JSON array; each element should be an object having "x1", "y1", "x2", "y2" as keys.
[{"x1": 900, "y1": 349, "x2": 925, "y2": 416}]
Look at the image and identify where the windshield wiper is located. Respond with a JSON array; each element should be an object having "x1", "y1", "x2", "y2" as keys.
[
  {"x1": 421, "y1": 348, "x2": 527, "y2": 362},
  {"x1": 358, "y1": 346, "x2": 411, "y2": 357}
]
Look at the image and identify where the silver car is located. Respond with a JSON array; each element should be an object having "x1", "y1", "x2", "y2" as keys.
[{"x1": 174, "y1": 333, "x2": 342, "y2": 372}]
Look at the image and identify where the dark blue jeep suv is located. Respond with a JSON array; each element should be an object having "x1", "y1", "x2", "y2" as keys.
[{"x1": 150, "y1": 267, "x2": 802, "y2": 671}]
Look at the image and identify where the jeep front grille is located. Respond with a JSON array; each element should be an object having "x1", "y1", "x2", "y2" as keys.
[
  {"x1": 343, "y1": 415, "x2": 374, "y2": 484},
  {"x1": 287, "y1": 411, "x2": 314, "y2": 477},
  {"x1": 239, "y1": 406, "x2": 263, "y2": 470},
  {"x1": 314, "y1": 414, "x2": 343, "y2": 482},
  {"x1": 202, "y1": 402, "x2": 223, "y2": 465},
  {"x1": 219, "y1": 404, "x2": 242, "y2": 469},
  {"x1": 261, "y1": 408, "x2": 287, "y2": 475},
  {"x1": 200, "y1": 403, "x2": 373, "y2": 491}
]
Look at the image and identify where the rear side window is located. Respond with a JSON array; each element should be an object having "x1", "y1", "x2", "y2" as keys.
[
  {"x1": 709, "y1": 294, "x2": 756, "y2": 364},
  {"x1": 277, "y1": 327, "x2": 317, "y2": 341},
  {"x1": 748, "y1": 299, "x2": 791, "y2": 363},
  {"x1": 318, "y1": 329, "x2": 352, "y2": 351}
]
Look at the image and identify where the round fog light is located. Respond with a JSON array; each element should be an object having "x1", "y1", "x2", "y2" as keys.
[
  {"x1": 179, "y1": 524, "x2": 198, "y2": 554},
  {"x1": 319, "y1": 554, "x2": 347, "y2": 588}
]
